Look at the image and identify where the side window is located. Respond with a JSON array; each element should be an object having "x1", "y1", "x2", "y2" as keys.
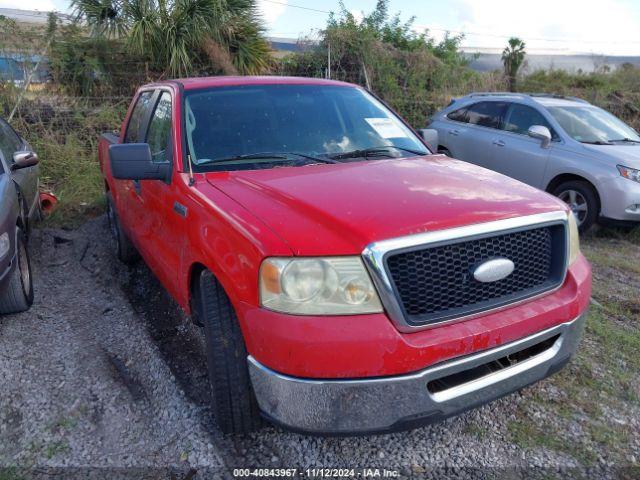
[
  {"x1": 466, "y1": 102, "x2": 508, "y2": 129},
  {"x1": 124, "y1": 91, "x2": 154, "y2": 143},
  {"x1": 146, "y1": 92, "x2": 172, "y2": 163},
  {"x1": 503, "y1": 104, "x2": 557, "y2": 139},
  {"x1": 0, "y1": 119, "x2": 23, "y2": 163},
  {"x1": 446, "y1": 107, "x2": 468, "y2": 123}
]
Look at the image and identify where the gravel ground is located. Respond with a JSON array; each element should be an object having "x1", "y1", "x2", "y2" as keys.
[{"x1": 0, "y1": 217, "x2": 636, "y2": 479}]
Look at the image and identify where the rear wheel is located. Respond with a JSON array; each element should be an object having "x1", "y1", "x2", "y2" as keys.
[
  {"x1": 438, "y1": 147, "x2": 452, "y2": 157},
  {"x1": 553, "y1": 181, "x2": 599, "y2": 232},
  {"x1": 0, "y1": 229, "x2": 34, "y2": 314},
  {"x1": 106, "y1": 192, "x2": 138, "y2": 264},
  {"x1": 196, "y1": 270, "x2": 262, "y2": 434}
]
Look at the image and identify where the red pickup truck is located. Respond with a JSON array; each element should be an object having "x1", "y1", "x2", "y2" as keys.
[{"x1": 99, "y1": 76, "x2": 591, "y2": 435}]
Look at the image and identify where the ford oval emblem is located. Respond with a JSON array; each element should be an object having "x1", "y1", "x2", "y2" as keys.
[{"x1": 473, "y1": 258, "x2": 515, "y2": 283}]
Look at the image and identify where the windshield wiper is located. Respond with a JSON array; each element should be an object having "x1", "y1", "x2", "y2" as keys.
[
  {"x1": 328, "y1": 146, "x2": 428, "y2": 161},
  {"x1": 580, "y1": 140, "x2": 613, "y2": 145},
  {"x1": 609, "y1": 138, "x2": 640, "y2": 144},
  {"x1": 195, "y1": 152, "x2": 338, "y2": 166}
]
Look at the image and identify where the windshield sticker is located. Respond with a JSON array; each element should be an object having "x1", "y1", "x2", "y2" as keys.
[{"x1": 365, "y1": 118, "x2": 408, "y2": 139}]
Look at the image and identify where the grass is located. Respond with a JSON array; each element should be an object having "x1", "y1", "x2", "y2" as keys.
[{"x1": 507, "y1": 230, "x2": 640, "y2": 467}]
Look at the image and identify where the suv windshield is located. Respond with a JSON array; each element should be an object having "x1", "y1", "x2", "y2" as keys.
[
  {"x1": 546, "y1": 105, "x2": 640, "y2": 144},
  {"x1": 184, "y1": 84, "x2": 428, "y2": 171}
]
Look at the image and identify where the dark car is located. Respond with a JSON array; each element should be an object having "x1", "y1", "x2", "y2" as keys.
[{"x1": 0, "y1": 117, "x2": 39, "y2": 314}]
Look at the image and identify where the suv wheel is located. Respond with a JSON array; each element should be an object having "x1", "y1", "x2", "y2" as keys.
[
  {"x1": 0, "y1": 228, "x2": 34, "y2": 314},
  {"x1": 106, "y1": 192, "x2": 138, "y2": 264},
  {"x1": 196, "y1": 270, "x2": 262, "y2": 434},
  {"x1": 553, "y1": 181, "x2": 599, "y2": 232}
]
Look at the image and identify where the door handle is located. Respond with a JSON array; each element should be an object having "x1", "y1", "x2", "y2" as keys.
[
  {"x1": 448, "y1": 129, "x2": 460, "y2": 136},
  {"x1": 493, "y1": 139, "x2": 505, "y2": 147}
]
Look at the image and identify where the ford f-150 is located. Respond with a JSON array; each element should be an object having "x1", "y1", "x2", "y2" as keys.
[{"x1": 99, "y1": 76, "x2": 591, "y2": 435}]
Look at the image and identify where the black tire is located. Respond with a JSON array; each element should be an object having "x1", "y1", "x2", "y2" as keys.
[
  {"x1": 196, "y1": 270, "x2": 262, "y2": 434},
  {"x1": 0, "y1": 229, "x2": 34, "y2": 314},
  {"x1": 438, "y1": 147, "x2": 452, "y2": 157},
  {"x1": 106, "y1": 192, "x2": 138, "y2": 264},
  {"x1": 552, "y1": 180, "x2": 599, "y2": 233}
]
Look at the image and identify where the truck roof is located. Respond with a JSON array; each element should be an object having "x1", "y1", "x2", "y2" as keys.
[{"x1": 146, "y1": 76, "x2": 356, "y2": 91}]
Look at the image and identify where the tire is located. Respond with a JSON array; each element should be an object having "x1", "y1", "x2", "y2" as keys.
[
  {"x1": 196, "y1": 270, "x2": 262, "y2": 434},
  {"x1": 106, "y1": 192, "x2": 138, "y2": 264},
  {"x1": 552, "y1": 181, "x2": 599, "y2": 233},
  {"x1": 0, "y1": 229, "x2": 34, "y2": 314},
  {"x1": 438, "y1": 147, "x2": 452, "y2": 157}
]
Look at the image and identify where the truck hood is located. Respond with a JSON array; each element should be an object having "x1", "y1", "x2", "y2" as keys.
[
  {"x1": 580, "y1": 143, "x2": 640, "y2": 169},
  {"x1": 205, "y1": 156, "x2": 567, "y2": 255}
]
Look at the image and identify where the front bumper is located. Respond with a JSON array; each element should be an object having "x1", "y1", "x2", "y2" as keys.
[
  {"x1": 249, "y1": 311, "x2": 587, "y2": 435},
  {"x1": 599, "y1": 176, "x2": 640, "y2": 222}
]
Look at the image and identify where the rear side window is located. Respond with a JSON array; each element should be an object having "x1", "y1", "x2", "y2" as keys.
[
  {"x1": 124, "y1": 91, "x2": 154, "y2": 143},
  {"x1": 145, "y1": 92, "x2": 172, "y2": 163},
  {"x1": 503, "y1": 104, "x2": 557, "y2": 138},
  {"x1": 447, "y1": 107, "x2": 468, "y2": 123},
  {"x1": 466, "y1": 102, "x2": 508, "y2": 129}
]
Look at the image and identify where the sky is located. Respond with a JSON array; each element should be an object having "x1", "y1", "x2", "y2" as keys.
[{"x1": 2, "y1": 0, "x2": 640, "y2": 56}]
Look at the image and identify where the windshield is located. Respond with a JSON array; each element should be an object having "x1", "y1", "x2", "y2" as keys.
[
  {"x1": 546, "y1": 105, "x2": 640, "y2": 144},
  {"x1": 183, "y1": 84, "x2": 428, "y2": 171}
]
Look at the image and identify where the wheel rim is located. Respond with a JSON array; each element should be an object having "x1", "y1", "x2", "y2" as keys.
[
  {"x1": 558, "y1": 189, "x2": 588, "y2": 226},
  {"x1": 18, "y1": 241, "x2": 31, "y2": 297}
]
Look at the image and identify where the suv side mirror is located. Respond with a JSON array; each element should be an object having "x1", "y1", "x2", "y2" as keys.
[
  {"x1": 528, "y1": 125, "x2": 552, "y2": 149},
  {"x1": 109, "y1": 143, "x2": 171, "y2": 182},
  {"x1": 11, "y1": 151, "x2": 39, "y2": 171},
  {"x1": 418, "y1": 129, "x2": 439, "y2": 149}
]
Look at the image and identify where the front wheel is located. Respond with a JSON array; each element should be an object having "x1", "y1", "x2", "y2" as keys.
[
  {"x1": 552, "y1": 181, "x2": 599, "y2": 233},
  {"x1": 0, "y1": 228, "x2": 34, "y2": 314},
  {"x1": 196, "y1": 270, "x2": 262, "y2": 434}
]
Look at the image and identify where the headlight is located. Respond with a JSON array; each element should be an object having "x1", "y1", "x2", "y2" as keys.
[
  {"x1": 0, "y1": 232, "x2": 9, "y2": 260},
  {"x1": 618, "y1": 165, "x2": 640, "y2": 183},
  {"x1": 567, "y1": 211, "x2": 580, "y2": 265},
  {"x1": 259, "y1": 257, "x2": 383, "y2": 315}
]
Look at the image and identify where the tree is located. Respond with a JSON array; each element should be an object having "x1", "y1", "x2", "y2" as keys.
[
  {"x1": 71, "y1": 0, "x2": 271, "y2": 77},
  {"x1": 502, "y1": 37, "x2": 526, "y2": 92}
]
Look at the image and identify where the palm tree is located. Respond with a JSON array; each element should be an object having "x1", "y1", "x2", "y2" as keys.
[
  {"x1": 71, "y1": 0, "x2": 271, "y2": 77},
  {"x1": 501, "y1": 37, "x2": 526, "y2": 92}
]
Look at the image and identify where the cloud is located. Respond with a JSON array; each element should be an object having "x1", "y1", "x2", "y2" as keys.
[
  {"x1": 2, "y1": 0, "x2": 56, "y2": 10},
  {"x1": 257, "y1": 0, "x2": 287, "y2": 27},
  {"x1": 417, "y1": 0, "x2": 639, "y2": 56}
]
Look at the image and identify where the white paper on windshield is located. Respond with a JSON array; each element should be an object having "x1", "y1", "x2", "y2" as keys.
[{"x1": 365, "y1": 118, "x2": 408, "y2": 139}]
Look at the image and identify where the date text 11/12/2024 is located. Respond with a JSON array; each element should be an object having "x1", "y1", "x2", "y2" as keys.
[{"x1": 232, "y1": 468, "x2": 401, "y2": 478}]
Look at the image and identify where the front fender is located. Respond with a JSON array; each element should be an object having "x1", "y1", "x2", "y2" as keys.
[{"x1": 0, "y1": 175, "x2": 19, "y2": 275}]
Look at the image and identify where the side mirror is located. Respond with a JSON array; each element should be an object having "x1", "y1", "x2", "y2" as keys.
[
  {"x1": 528, "y1": 125, "x2": 552, "y2": 149},
  {"x1": 418, "y1": 129, "x2": 439, "y2": 149},
  {"x1": 11, "y1": 151, "x2": 39, "y2": 171},
  {"x1": 109, "y1": 143, "x2": 171, "y2": 182}
]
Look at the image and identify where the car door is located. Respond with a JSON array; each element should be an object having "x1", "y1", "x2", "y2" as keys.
[
  {"x1": 137, "y1": 89, "x2": 183, "y2": 295},
  {"x1": 447, "y1": 101, "x2": 509, "y2": 168},
  {"x1": 0, "y1": 119, "x2": 38, "y2": 218},
  {"x1": 487, "y1": 103, "x2": 556, "y2": 188},
  {"x1": 112, "y1": 89, "x2": 156, "y2": 246}
]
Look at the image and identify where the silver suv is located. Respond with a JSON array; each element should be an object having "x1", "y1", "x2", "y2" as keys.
[{"x1": 425, "y1": 93, "x2": 640, "y2": 231}]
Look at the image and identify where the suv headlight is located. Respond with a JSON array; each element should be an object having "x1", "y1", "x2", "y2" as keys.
[
  {"x1": 259, "y1": 257, "x2": 383, "y2": 315},
  {"x1": 0, "y1": 232, "x2": 10, "y2": 260},
  {"x1": 618, "y1": 165, "x2": 640, "y2": 183},
  {"x1": 568, "y1": 211, "x2": 580, "y2": 265}
]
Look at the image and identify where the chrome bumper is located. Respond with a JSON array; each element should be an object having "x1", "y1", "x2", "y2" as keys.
[{"x1": 248, "y1": 311, "x2": 587, "y2": 435}]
